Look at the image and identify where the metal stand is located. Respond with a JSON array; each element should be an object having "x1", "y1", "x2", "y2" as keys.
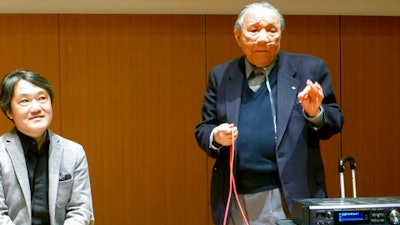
[{"x1": 338, "y1": 156, "x2": 357, "y2": 198}]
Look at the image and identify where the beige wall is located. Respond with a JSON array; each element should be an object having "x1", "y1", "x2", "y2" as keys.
[
  {"x1": 0, "y1": 0, "x2": 399, "y2": 15},
  {"x1": 0, "y1": 14, "x2": 399, "y2": 225}
]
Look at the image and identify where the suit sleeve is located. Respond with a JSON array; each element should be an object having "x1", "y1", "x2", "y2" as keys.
[
  {"x1": 0, "y1": 142, "x2": 17, "y2": 225},
  {"x1": 314, "y1": 59, "x2": 344, "y2": 139},
  {"x1": 195, "y1": 69, "x2": 222, "y2": 158},
  {"x1": 0, "y1": 171, "x2": 17, "y2": 225}
]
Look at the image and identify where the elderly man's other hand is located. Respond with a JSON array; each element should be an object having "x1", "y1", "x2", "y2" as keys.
[{"x1": 213, "y1": 123, "x2": 238, "y2": 146}]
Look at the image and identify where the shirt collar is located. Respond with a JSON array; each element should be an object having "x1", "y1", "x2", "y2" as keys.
[
  {"x1": 17, "y1": 129, "x2": 50, "y2": 156},
  {"x1": 244, "y1": 58, "x2": 277, "y2": 79}
]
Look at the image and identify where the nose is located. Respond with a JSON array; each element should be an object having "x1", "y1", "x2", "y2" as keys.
[
  {"x1": 256, "y1": 29, "x2": 271, "y2": 44},
  {"x1": 29, "y1": 100, "x2": 42, "y2": 113}
]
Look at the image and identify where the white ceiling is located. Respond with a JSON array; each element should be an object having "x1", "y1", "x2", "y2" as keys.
[{"x1": 0, "y1": 0, "x2": 399, "y2": 16}]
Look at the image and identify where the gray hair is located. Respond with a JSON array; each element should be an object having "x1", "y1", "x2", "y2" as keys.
[
  {"x1": 0, "y1": 70, "x2": 54, "y2": 117},
  {"x1": 234, "y1": 2, "x2": 285, "y2": 32}
]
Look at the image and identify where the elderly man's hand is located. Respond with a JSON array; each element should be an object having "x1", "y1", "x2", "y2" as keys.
[
  {"x1": 298, "y1": 79, "x2": 324, "y2": 117},
  {"x1": 213, "y1": 123, "x2": 238, "y2": 146}
]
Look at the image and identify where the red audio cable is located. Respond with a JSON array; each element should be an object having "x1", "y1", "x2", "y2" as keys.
[{"x1": 222, "y1": 130, "x2": 250, "y2": 225}]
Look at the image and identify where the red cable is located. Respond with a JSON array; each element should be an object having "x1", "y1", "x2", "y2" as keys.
[{"x1": 222, "y1": 130, "x2": 250, "y2": 225}]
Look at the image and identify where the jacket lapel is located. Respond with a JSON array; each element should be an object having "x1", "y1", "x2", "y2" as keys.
[
  {"x1": 226, "y1": 57, "x2": 246, "y2": 125},
  {"x1": 275, "y1": 52, "x2": 300, "y2": 149},
  {"x1": 48, "y1": 131, "x2": 63, "y2": 222},
  {"x1": 4, "y1": 130, "x2": 32, "y2": 218}
]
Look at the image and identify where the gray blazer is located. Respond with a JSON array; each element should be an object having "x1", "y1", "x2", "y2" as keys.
[{"x1": 0, "y1": 128, "x2": 94, "y2": 225}]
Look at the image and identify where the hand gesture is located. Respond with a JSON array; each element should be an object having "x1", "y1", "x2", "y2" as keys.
[{"x1": 298, "y1": 79, "x2": 324, "y2": 117}]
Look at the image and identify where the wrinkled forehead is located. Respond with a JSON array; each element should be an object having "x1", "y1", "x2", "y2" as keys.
[{"x1": 242, "y1": 7, "x2": 281, "y2": 28}]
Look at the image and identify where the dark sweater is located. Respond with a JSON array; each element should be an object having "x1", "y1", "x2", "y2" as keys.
[{"x1": 236, "y1": 68, "x2": 280, "y2": 194}]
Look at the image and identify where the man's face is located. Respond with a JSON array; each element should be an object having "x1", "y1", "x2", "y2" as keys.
[
  {"x1": 6, "y1": 79, "x2": 53, "y2": 139},
  {"x1": 235, "y1": 7, "x2": 282, "y2": 67}
]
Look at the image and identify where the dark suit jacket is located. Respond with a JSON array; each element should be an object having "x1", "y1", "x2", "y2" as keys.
[{"x1": 195, "y1": 51, "x2": 344, "y2": 225}]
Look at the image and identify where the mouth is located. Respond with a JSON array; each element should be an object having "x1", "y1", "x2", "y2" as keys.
[
  {"x1": 29, "y1": 115, "x2": 44, "y2": 120},
  {"x1": 254, "y1": 49, "x2": 270, "y2": 53}
]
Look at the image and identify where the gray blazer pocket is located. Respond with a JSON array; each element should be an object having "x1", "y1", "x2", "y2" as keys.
[{"x1": 57, "y1": 177, "x2": 73, "y2": 208}]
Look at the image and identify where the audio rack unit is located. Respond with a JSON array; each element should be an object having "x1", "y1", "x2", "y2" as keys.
[{"x1": 292, "y1": 197, "x2": 400, "y2": 225}]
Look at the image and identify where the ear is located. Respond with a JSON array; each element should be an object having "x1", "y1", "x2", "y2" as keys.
[
  {"x1": 234, "y1": 29, "x2": 242, "y2": 47},
  {"x1": 6, "y1": 111, "x2": 13, "y2": 120}
]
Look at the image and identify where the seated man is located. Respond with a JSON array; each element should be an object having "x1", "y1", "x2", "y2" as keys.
[{"x1": 0, "y1": 70, "x2": 94, "y2": 225}]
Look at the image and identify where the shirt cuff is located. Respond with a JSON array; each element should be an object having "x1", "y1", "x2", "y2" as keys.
[
  {"x1": 209, "y1": 128, "x2": 223, "y2": 152},
  {"x1": 303, "y1": 106, "x2": 324, "y2": 130}
]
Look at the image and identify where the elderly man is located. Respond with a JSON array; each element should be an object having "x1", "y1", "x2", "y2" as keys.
[{"x1": 195, "y1": 2, "x2": 344, "y2": 225}]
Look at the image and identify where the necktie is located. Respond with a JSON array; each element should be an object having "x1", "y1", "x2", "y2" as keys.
[{"x1": 248, "y1": 68, "x2": 266, "y2": 88}]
